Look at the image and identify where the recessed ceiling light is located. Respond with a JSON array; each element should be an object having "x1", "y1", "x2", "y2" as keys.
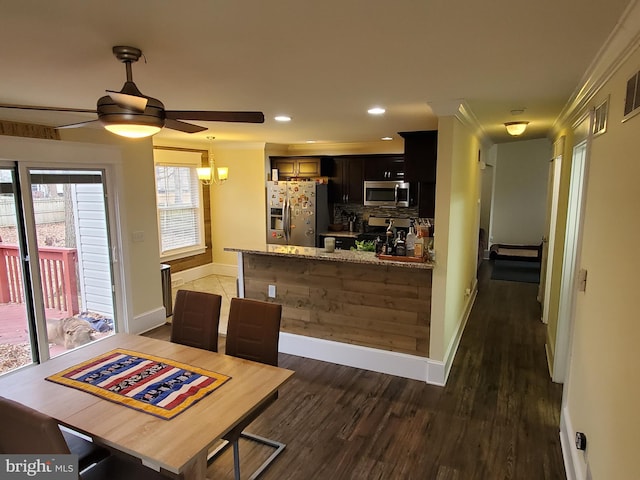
[
  {"x1": 274, "y1": 115, "x2": 291, "y2": 122},
  {"x1": 381, "y1": 136, "x2": 393, "y2": 141},
  {"x1": 306, "y1": 140, "x2": 316, "y2": 144},
  {"x1": 367, "y1": 107, "x2": 385, "y2": 115}
]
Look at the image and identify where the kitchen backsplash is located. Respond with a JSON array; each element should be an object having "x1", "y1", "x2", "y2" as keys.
[{"x1": 332, "y1": 203, "x2": 432, "y2": 232}]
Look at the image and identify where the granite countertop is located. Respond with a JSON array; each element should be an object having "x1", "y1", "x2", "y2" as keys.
[{"x1": 225, "y1": 244, "x2": 434, "y2": 269}]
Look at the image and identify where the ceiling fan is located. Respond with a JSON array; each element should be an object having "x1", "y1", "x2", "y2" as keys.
[{"x1": 0, "y1": 45, "x2": 265, "y2": 138}]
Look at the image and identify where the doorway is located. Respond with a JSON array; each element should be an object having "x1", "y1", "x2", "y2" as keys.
[{"x1": 0, "y1": 165, "x2": 117, "y2": 374}]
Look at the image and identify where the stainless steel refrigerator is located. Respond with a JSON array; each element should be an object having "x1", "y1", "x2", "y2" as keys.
[{"x1": 266, "y1": 180, "x2": 329, "y2": 246}]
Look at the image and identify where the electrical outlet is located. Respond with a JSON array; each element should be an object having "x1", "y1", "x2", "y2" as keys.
[
  {"x1": 268, "y1": 284, "x2": 276, "y2": 298},
  {"x1": 132, "y1": 230, "x2": 145, "y2": 242}
]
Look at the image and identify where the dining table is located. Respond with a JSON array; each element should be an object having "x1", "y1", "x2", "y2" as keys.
[{"x1": 0, "y1": 333, "x2": 294, "y2": 479}]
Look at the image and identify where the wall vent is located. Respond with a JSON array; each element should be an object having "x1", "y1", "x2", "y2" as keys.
[
  {"x1": 623, "y1": 70, "x2": 640, "y2": 121},
  {"x1": 592, "y1": 98, "x2": 608, "y2": 136}
]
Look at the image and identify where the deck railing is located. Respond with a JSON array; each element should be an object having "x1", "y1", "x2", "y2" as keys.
[{"x1": 0, "y1": 244, "x2": 79, "y2": 317}]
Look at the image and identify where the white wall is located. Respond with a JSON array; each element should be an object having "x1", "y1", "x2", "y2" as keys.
[{"x1": 491, "y1": 138, "x2": 551, "y2": 245}]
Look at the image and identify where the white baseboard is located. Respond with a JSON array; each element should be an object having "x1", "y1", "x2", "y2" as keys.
[
  {"x1": 279, "y1": 332, "x2": 450, "y2": 384},
  {"x1": 169, "y1": 263, "x2": 237, "y2": 288},
  {"x1": 438, "y1": 280, "x2": 478, "y2": 385},
  {"x1": 211, "y1": 262, "x2": 238, "y2": 278},
  {"x1": 560, "y1": 405, "x2": 587, "y2": 480},
  {"x1": 126, "y1": 306, "x2": 167, "y2": 335}
]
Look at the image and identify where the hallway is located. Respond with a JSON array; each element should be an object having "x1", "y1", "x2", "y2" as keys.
[{"x1": 151, "y1": 260, "x2": 565, "y2": 479}]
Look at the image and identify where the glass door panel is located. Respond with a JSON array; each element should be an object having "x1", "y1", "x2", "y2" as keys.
[
  {"x1": 29, "y1": 170, "x2": 116, "y2": 359},
  {"x1": 0, "y1": 167, "x2": 35, "y2": 374}
]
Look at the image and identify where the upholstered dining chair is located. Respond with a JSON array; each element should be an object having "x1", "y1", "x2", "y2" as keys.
[
  {"x1": 0, "y1": 396, "x2": 170, "y2": 479},
  {"x1": 0, "y1": 395, "x2": 109, "y2": 471},
  {"x1": 170, "y1": 289, "x2": 222, "y2": 352},
  {"x1": 209, "y1": 297, "x2": 284, "y2": 480}
]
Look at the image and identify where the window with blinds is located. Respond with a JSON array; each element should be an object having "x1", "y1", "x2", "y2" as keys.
[{"x1": 155, "y1": 164, "x2": 205, "y2": 259}]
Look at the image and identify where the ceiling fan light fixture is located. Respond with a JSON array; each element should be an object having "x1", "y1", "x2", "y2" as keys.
[
  {"x1": 504, "y1": 121, "x2": 529, "y2": 136},
  {"x1": 104, "y1": 123, "x2": 162, "y2": 138}
]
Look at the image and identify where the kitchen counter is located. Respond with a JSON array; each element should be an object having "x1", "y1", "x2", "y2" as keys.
[
  {"x1": 225, "y1": 244, "x2": 434, "y2": 270},
  {"x1": 225, "y1": 245, "x2": 433, "y2": 380}
]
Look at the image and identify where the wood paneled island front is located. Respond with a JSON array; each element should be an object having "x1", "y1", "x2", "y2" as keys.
[{"x1": 226, "y1": 245, "x2": 436, "y2": 381}]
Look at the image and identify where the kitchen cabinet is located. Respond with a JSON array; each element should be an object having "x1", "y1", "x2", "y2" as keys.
[
  {"x1": 399, "y1": 130, "x2": 438, "y2": 217},
  {"x1": 363, "y1": 154, "x2": 405, "y2": 181},
  {"x1": 329, "y1": 156, "x2": 364, "y2": 204},
  {"x1": 270, "y1": 156, "x2": 330, "y2": 178},
  {"x1": 400, "y1": 130, "x2": 437, "y2": 183}
]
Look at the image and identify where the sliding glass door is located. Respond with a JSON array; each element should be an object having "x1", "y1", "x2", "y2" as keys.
[
  {"x1": 0, "y1": 166, "x2": 36, "y2": 373},
  {"x1": 0, "y1": 165, "x2": 116, "y2": 375}
]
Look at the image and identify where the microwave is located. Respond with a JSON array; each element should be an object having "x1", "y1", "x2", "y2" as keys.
[{"x1": 364, "y1": 181, "x2": 410, "y2": 207}]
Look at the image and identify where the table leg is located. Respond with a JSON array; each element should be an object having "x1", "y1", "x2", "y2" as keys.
[{"x1": 182, "y1": 453, "x2": 208, "y2": 480}]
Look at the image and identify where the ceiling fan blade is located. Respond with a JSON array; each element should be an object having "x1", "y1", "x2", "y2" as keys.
[
  {"x1": 0, "y1": 103, "x2": 96, "y2": 114},
  {"x1": 55, "y1": 119, "x2": 100, "y2": 129},
  {"x1": 164, "y1": 118, "x2": 208, "y2": 134},
  {"x1": 165, "y1": 111, "x2": 265, "y2": 123},
  {"x1": 106, "y1": 90, "x2": 147, "y2": 113}
]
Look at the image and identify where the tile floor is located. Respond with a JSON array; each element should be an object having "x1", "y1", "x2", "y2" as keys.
[{"x1": 170, "y1": 274, "x2": 238, "y2": 334}]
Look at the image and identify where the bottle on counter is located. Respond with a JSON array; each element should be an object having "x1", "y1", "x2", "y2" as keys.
[
  {"x1": 395, "y1": 231, "x2": 406, "y2": 256},
  {"x1": 385, "y1": 221, "x2": 395, "y2": 255},
  {"x1": 414, "y1": 219, "x2": 425, "y2": 258},
  {"x1": 406, "y1": 222, "x2": 416, "y2": 257}
]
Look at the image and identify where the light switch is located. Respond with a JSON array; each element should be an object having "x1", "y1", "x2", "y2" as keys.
[
  {"x1": 132, "y1": 231, "x2": 144, "y2": 242},
  {"x1": 268, "y1": 285, "x2": 276, "y2": 298}
]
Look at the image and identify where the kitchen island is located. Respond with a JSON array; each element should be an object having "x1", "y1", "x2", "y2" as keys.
[{"x1": 225, "y1": 245, "x2": 436, "y2": 382}]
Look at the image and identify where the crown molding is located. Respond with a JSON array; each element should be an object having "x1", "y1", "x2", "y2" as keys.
[
  {"x1": 428, "y1": 98, "x2": 491, "y2": 148},
  {"x1": 553, "y1": 0, "x2": 640, "y2": 136}
]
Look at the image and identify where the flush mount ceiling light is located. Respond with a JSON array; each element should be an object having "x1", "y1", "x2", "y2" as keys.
[
  {"x1": 367, "y1": 107, "x2": 386, "y2": 115},
  {"x1": 381, "y1": 136, "x2": 393, "y2": 141},
  {"x1": 274, "y1": 115, "x2": 291, "y2": 122},
  {"x1": 504, "y1": 121, "x2": 529, "y2": 136}
]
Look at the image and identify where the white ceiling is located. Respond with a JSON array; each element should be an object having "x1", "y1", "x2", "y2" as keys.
[{"x1": 0, "y1": 0, "x2": 633, "y2": 149}]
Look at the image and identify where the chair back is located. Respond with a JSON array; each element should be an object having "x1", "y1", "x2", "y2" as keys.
[
  {"x1": 0, "y1": 396, "x2": 70, "y2": 454},
  {"x1": 171, "y1": 289, "x2": 222, "y2": 352},
  {"x1": 225, "y1": 298, "x2": 282, "y2": 366}
]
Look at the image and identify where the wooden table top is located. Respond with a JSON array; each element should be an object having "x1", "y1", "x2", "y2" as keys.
[{"x1": 0, "y1": 333, "x2": 294, "y2": 479}]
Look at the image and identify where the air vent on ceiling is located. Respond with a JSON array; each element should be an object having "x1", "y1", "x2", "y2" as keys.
[
  {"x1": 623, "y1": 70, "x2": 640, "y2": 121},
  {"x1": 592, "y1": 97, "x2": 608, "y2": 136}
]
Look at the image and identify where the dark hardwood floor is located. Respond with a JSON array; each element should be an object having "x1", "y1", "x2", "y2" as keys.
[{"x1": 144, "y1": 261, "x2": 565, "y2": 479}]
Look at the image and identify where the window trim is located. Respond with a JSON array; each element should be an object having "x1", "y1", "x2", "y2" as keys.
[{"x1": 153, "y1": 147, "x2": 209, "y2": 263}]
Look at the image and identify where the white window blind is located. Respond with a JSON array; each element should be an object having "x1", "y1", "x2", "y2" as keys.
[{"x1": 155, "y1": 164, "x2": 204, "y2": 258}]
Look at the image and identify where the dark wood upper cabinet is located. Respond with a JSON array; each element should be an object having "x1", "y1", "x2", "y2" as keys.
[
  {"x1": 270, "y1": 156, "x2": 331, "y2": 178},
  {"x1": 329, "y1": 156, "x2": 364, "y2": 204},
  {"x1": 363, "y1": 154, "x2": 405, "y2": 181},
  {"x1": 400, "y1": 130, "x2": 438, "y2": 183},
  {"x1": 400, "y1": 130, "x2": 438, "y2": 218}
]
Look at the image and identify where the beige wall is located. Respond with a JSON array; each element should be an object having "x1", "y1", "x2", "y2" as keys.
[
  {"x1": 491, "y1": 139, "x2": 551, "y2": 245},
  {"x1": 208, "y1": 143, "x2": 268, "y2": 267},
  {"x1": 430, "y1": 116, "x2": 482, "y2": 362},
  {"x1": 558, "y1": 44, "x2": 640, "y2": 479},
  {"x1": 59, "y1": 128, "x2": 163, "y2": 330}
]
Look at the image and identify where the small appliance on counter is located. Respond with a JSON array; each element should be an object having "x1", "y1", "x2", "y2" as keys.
[{"x1": 266, "y1": 180, "x2": 329, "y2": 247}]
